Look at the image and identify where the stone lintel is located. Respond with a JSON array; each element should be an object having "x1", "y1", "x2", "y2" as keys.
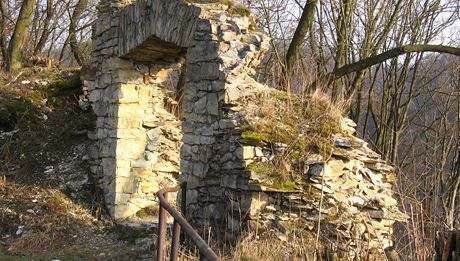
[{"x1": 120, "y1": 35, "x2": 186, "y2": 63}]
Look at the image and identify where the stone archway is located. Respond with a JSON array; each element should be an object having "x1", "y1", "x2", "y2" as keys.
[{"x1": 88, "y1": 0, "x2": 269, "y2": 239}]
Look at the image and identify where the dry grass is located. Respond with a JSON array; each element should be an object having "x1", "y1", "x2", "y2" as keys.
[
  {"x1": 0, "y1": 181, "x2": 96, "y2": 254},
  {"x1": 0, "y1": 180, "x2": 140, "y2": 260},
  {"x1": 7, "y1": 231, "x2": 63, "y2": 255},
  {"x1": 175, "y1": 231, "x2": 320, "y2": 261},
  {"x1": 242, "y1": 89, "x2": 343, "y2": 154},
  {"x1": 229, "y1": 233, "x2": 308, "y2": 261},
  {"x1": 240, "y1": 89, "x2": 344, "y2": 188}
]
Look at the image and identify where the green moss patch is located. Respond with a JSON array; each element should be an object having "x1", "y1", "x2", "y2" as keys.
[
  {"x1": 241, "y1": 131, "x2": 271, "y2": 142},
  {"x1": 0, "y1": 97, "x2": 41, "y2": 131},
  {"x1": 42, "y1": 74, "x2": 82, "y2": 98},
  {"x1": 186, "y1": 0, "x2": 251, "y2": 17}
]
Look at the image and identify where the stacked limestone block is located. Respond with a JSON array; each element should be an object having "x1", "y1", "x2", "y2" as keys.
[
  {"x1": 88, "y1": 0, "x2": 268, "y2": 222},
  {"x1": 179, "y1": 4, "x2": 270, "y2": 239},
  {"x1": 88, "y1": 4, "x2": 184, "y2": 219},
  {"x1": 228, "y1": 117, "x2": 407, "y2": 259}
]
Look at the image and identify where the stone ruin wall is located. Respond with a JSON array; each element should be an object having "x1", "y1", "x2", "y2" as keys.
[
  {"x1": 86, "y1": 1, "x2": 189, "y2": 219},
  {"x1": 235, "y1": 118, "x2": 407, "y2": 259},
  {"x1": 86, "y1": 0, "x2": 269, "y2": 222},
  {"x1": 86, "y1": 0, "x2": 406, "y2": 258}
]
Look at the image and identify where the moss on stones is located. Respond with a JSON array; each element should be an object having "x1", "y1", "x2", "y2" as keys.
[
  {"x1": 241, "y1": 131, "x2": 271, "y2": 142},
  {"x1": 42, "y1": 74, "x2": 82, "y2": 98},
  {"x1": 227, "y1": 4, "x2": 251, "y2": 17},
  {"x1": 186, "y1": 0, "x2": 251, "y2": 17},
  {"x1": 241, "y1": 91, "x2": 343, "y2": 189}
]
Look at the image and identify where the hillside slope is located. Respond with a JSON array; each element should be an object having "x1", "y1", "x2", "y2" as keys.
[{"x1": 0, "y1": 68, "x2": 154, "y2": 260}]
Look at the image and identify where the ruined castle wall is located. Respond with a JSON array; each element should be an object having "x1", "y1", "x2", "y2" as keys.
[
  {"x1": 87, "y1": 10, "x2": 183, "y2": 219},
  {"x1": 87, "y1": 0, "x2": 405, "y2": 258},
  {"x1": 87, "y1": 1, "x2": 268, "y2": 222},
  {"x1": 231, "y1": 118, "x2": 407, "y2": 259},
  {"x1": 179, "y1": 9, "x2": 270, "y2": 238}
]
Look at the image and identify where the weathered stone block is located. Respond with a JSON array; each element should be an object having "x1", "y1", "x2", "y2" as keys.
[
  {"x1": 115, "y1": 167, "x2": 131, "y2": 178},
  {"x1": 128, "y1": 198, "x2": 156, "y2": 208},
  {"x1": 219, "y1": 119, "x2": 236, "y2": 129},
  {"x1": 146, "y1": 127, "x2": 162, "y2": 141},
  {"x1": 140, "y1": 182, "x2": 160, "y2": 193},
  {"x1": 207, "y1": 93, "x2": 219, "y2": 115},
  {"x1": 196, "y1": 19, "x2": 211, "y2": 32},
  {"x1": 113, "y1": 203, "x2": 140, "y2": 220},
  {"x1": 92, "y1": 102, "x2": 108, "y2": 117},
  {"x1": 188, "y1": 41, "x2": 220, "y2": 63},
  {"x1": 102, "y1": 157, "x2": 116, "y2": 177},
  {"x1": 116, "y1": 139, "x2": 147, "y2": 159},
  {"x1": 142, "y1": 115, "x2": 161, "y2": 128},
  {"x1": 195, "y1": 126, "x2": 213, "y2": 136},
  {"x1": 105, "y1": 84, "x2": 139, "y2": 104},
  {"x1": 186, "y1": 62, "x2": 222, "y2": 82},
  {"x1": 235, "y1": 146, "x2": 254, "y2": 160},
  {"x1": 192, "y1": 162, "x2": 207, "y2": 177},
  {"x1": 194, "y1": 95, "x2": 207, "y2": 114},
  {"x1": 100, "y1": 139, "x2": 117, "y2": 158},
  {"x1": 115, "y1": 192, "x2": 132, "y2": 204},
  {"x1": 117, "y1": 117, "x2": 142, "y2": 129},
  {"x1": 138, "y1": 84, "x2": 153, "y2": 105},
  {"x1": 181, "y1": 144, "x2": 193, "y2": 158},
  {"x1": 152, "y1": 161, "x2": 179, "y2": 173},
  {"x1": 183, "y1": 134, "x2": 201, "y2": 145},
  {"x1": 186, "y1": 189, "x2": 199, "y2": 204},
  {"x1": 108, "y1": 128, "x2": 144, "y2": 139},
  {"x1": 109, "y1": 104, "x2": 144, "y2": 118},
  {"x1": 112, "y1": 69, "x2": 143, "y2": 83},
  {"x1": 115, "y1": 176, "x2": 138, "y2": 194},
  {"x1": 89, "y1": 89, "x2": 102, "y2": 102},
  {"x1": 102, "y1": 57, "x2": 133, "y2": 71}
]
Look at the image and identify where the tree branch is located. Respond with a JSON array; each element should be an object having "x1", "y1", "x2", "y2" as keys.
[{"x1": 330, "y1": 44, "x2": 460, "y2": 80}]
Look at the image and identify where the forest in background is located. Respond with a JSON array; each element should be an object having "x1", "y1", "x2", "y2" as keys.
[{"x1": 0, "y1": 0, "x2": 459, "y2": 259}]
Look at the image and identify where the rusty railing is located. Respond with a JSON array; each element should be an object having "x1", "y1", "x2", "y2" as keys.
[{"x1": 156, "y1": 186, "x2": 220, "y2": 261}]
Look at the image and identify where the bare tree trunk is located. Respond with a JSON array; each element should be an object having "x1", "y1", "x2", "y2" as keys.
[
  {"x1": 68, "y1": 0, "x2": 89, "y2": 66},
  {"x1": 6, "y1": 0, "x2": 37, "y2": 74},
  {"x1": 331, "y1": 0, "x2": 354, "y2": 101},
  {"x1": 435, "y1": 231, "x2": 460, "y2": 261},
  {"x1": 33, "y1": 0, "x2": 53, "y2": 56},
  {"x1": 284, "y1": 0, "x2": 318, "y2": 80},
  {"x1": 0, "y1": 0, "x2": 9, "y2": 66}
]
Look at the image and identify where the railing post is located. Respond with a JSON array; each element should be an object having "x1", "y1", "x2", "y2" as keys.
[
  {"x1": 157, "y1": 187, "x2": 220, "y2": 261},
  {"x1": 180, "y1": 182, "x2": 187, "y2": 217},
  {"x1": 180, "y1": 182, "x2": 187, "y2": 244},
  {"x1": 156, "y1": 192, "x2": 168, "y2": 261},
  {"x1": 170, "y1": 220, "x2": 181, "y2": 261}
]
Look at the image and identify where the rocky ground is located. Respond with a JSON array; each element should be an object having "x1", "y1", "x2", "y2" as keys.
[{"x1": 0, "y1": 68, "x2": 156, "y2": 260}]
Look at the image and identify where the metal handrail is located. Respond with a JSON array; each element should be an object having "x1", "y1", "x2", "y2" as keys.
[{"x1": 156, "y1": 186, "x2": 220, "y2": 261}]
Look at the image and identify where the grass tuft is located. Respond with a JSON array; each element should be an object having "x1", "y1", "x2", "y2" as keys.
[{"x1": 241, "y1": 90, "x2": 343, "y2": 188}]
